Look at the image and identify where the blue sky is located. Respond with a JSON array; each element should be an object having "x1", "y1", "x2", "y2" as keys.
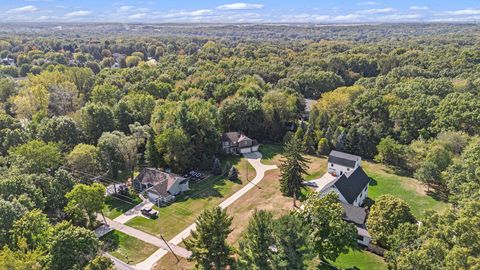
[{"x1": 2, "y1": 0, "x2": 480, "y2": 23}]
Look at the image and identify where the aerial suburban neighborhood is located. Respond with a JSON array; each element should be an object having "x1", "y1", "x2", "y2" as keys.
[{"x1": 1, "y1": 2, "x2": 480, "y2": 270}]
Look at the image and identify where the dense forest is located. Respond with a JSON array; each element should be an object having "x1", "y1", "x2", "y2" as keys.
[{"x1": 0, "y1": 23, "x2": 479, "y2": 269}]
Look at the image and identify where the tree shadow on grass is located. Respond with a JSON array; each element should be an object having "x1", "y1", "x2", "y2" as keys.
[
  {"x1": 426, "y1": 189, "x2": 449, "y2": 202},
  {"x1": 101, "y1": 231, "x2": 120, "y2": 252},
  {"x1": 259, "y1": 144, "x2": 284, "y2": 161}
]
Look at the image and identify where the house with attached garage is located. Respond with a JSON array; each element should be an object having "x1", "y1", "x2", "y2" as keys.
[
  {"x1": 133, "y1": 168, "x2": 189, "y2": 204},
  {"x1": 222, "y1": 132, "x2": 259, "y2": 154},
  {"x1": 306, "y1": 150, "x2": 372, "y2": 245}
]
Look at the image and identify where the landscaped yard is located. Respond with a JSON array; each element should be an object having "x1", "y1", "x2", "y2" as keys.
[
  {"x1": 125, "y1": 157, "x2": 255, "y2": 240},
  {"x1": 102, "y1": 194, "x2": 143, "y2": 219},
  {"x1": 101, "y1": 230, "x2": 158, "y2": 265}
]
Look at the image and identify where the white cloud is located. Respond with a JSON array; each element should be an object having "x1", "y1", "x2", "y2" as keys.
[
  {"x1": 7, "y1": 5, "x2": 38, "y2": 14},
  {"x1": 409, "y1": 6, "x2": 429, "y2": 11},
  {"x1": 379, "y1": 14, "x2": 421, "y2": 21},
  {"x1": 64, "y1": 10, "x2": 92, "y2": 18},
  {"x1": 217, "y1": 3, "x2": 264, "y2": 10},
  {"x1": 357, "y1": 2, "x2": 380, "y2": 6},
  {"x1": 129, "y1": 13, "x2": 146, "y2": 19},
  {"x1": 120, "y1": 6, "x2": 134, "y2": 11},
  {"x1": 162, "y1": 9, "x2": 214, "y2": 18},
  {"x1": 446, "y1": 8, "x2": 480, "y2": 15},
  {"x1": 358, "y1": 8, "x2": 395, "y2": 14},
  {"x1": 333, "y1": 14, "x2": 361, "y2": 21}
]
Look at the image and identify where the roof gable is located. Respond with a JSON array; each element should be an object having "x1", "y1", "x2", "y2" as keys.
[
  {"x1": 334, "y1": 167, "x2": 370, "y2": 204},
  {"x1": 136, "y1": 168, "x2": 184, "y2": 192}
]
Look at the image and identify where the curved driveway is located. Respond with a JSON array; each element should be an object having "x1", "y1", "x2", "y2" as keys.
[{"x1": 139, "y1": 151, "x2": 278, "y2": 269}]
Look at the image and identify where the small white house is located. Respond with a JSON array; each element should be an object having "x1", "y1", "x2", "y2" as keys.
[
  {"x1": 327, "y1": 150, "x2": 361, "y2": 176},
  {"x1": 222, "y1": 132, "x2": 259, "y2": 154}
]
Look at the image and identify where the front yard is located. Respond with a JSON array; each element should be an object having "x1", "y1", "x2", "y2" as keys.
[
  {"x1": 102, "y1": 194, "x2": 142, "y2": 219},
  {"x1": 125, "y1": 157, "x2": 255, "y2": 240},
  {"x1": 101, "y1": 230, "x2": 158, "y2": 265}
]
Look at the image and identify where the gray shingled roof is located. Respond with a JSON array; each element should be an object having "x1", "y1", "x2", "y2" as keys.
[
  {"x1": 342, "y1": 203, "x2": 367, "y2": 225},
  {"x1": 334, "y1": 167, "x2": 370, "y2": 204},
  {"x1": 328, "y1": 150, "x2": 361, "y2": 168}
]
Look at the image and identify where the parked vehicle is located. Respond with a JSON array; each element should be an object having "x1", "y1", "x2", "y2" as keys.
[{"x1": 141, "y1": 207, "x2": 158, "y2": 218}]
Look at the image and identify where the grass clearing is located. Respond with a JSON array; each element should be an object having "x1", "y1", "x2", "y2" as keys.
[
  {"x1": 363, "y1": 162, "x2": 448, "y2": 218},
  {"x1": 102, "y1": 195, "x2": 142, "y2": 219},
  {"x1": 126, "y1": 157, "x2": 255, "y2": 240},
  {"x1": 101, "y1": 230, "x2": 158, "y2": 265}
]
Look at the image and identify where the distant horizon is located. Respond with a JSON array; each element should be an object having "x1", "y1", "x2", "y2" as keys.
[{"x1": 3, "y1": 1, "x2": 480, "y2": 24}]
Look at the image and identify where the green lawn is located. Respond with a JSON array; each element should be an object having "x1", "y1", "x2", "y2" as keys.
[
  {"x1": 259, "y1": 144, "x2": 283, "y2": 165},
  {"x1": 363, "y1": 162, "x2": 448, "y2": 218},
  {"x1": 103, "y1": 195, "x2": 142, "y2": 219},
  {"x1": 101, "y1": 230, "x2": 158, "y2": 264},
  {"x1": 126, "y1": 157, "x2": 254, "y2": 240},
  {"x1": 306, "y1": 250, "x2": 386, "y2": 270}
]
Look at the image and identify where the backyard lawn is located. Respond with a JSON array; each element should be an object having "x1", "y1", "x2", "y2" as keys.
[
  {"x1": 306, "y1": 249, "x2": 387, "y2": 270},
  {"x1": 363, "y1": 162, "x2": 448, "y2": 218},
  {"x1": 101, "y1": 230, "x2": 158, "y2": 265},
  {"x1": 102, "y1": 194, "x2": 143, "y2": 219},
  {"x1": 125, "y1": 157, "x2": 255, "y2": 240}
]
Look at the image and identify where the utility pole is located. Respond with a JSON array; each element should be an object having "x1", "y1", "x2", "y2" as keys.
[{"x1": 157, "y1": 185, "x2": 180, "y2": 263}]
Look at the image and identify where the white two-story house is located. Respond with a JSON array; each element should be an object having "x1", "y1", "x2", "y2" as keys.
[{"x1": 327, "y1": 150, "x2": 362, "y2": 176}]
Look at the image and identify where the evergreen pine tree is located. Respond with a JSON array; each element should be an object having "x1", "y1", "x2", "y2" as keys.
[
  {"x1": 212, "y1": 158, "x2": 222, "y2": 175},
  {"x1": 294, "y1": 125, "x2": 305, "y2": 141},
  {"x1": 228, "y1": 166, "x2": 238, "y2": 181},
  {"x1": 184, "y1": 207, "x2": 233, "y2": 270},
  {"x1": 223, "y1": 161, "x2": 232, "y2": 177},
  {"x1": 238, "y1": 210, "x2": 275, "y2": 270},
  {"x1": 279, "y1": 136, "x2": 309, "y2": 207},
  {"x1": 302, "y1": 125, "x2": 316, "y2": 154}
]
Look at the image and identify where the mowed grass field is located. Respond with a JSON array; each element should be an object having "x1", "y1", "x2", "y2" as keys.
[
  {"x1": 101, "y1": 230, "x2": 158, "y2": 265},
  {"x1": 125, "y1": 156, "x2": 255, "y2": 240}
]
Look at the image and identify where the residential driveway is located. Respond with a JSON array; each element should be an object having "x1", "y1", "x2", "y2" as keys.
[
  {"x1": 114, "y1": 199, "x2": 154, "y2": 224},
  {"x1": 169, "y1": 151, "x2": 277, "y2": 246}
]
